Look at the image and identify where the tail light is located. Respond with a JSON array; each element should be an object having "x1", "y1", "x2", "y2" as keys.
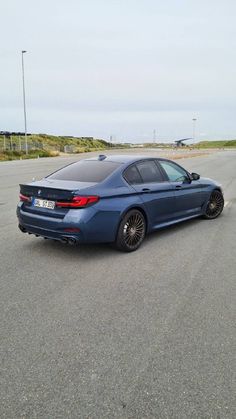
[
  {"x1": 19, "y1": 193, "x2": 31, "y2": 203},
  {"x1": 56, "y1": 195, "x2": 99, "y2": 208}
]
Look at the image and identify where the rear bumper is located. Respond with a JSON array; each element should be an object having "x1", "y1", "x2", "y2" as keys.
[
  {"x1": 17, "y1": 203, "x2": 119, "y2": 244},
  {"x1": 18, "y1": 222, "x2": 81, "y2": 244}
]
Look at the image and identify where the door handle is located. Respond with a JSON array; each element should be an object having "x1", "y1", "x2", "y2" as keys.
[
  {"x1": 142, "y1": 188, "x2": 150, "y2": 192},
  {"x1": 175, "y1": 185, "x2": 182, "y2": 189}
]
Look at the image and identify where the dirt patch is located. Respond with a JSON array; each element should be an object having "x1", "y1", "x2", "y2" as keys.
[{"x1": 168, "y1": 151, "x2": 209, "y2": 160}]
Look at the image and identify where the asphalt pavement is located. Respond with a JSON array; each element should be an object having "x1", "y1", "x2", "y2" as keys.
[{"x1": 1, "y1": 149, "x2": 236, "y2": 418}]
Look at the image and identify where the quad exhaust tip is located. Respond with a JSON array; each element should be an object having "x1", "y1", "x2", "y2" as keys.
[
  {"x1": 67, "y1": 237, "x2": 77, "y2": 245},
  {"x1": 18, "y1": 225, "x2": 78, "y2": 245},
  {"x1": 62, "y1": 236, "x2": 77, "y2": 245}
]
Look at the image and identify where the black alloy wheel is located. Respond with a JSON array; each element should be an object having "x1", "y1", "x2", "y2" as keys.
[
  {"x1": 203, "y1": 190, "x2": 224, "y2": 219},
  {"x1": 116, "y1": 209, "x2": 146, "y2": 252}
]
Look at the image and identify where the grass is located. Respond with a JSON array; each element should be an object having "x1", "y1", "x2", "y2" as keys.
[
  {"x1": 195, "y1": 140, "x2": 236, "y2": 148},
  {"x1": 0, "y1": 149, "x2": 60, "y2": 161},
  {"x1": 0, "y1": 134, "x2": 128, "y2": 161},
  {"x1": 1, "y1": 134, "x2": 235, "y2": 161},
  {"x1": 143, "y1": 140, "x2": 236, "y2": 149}
]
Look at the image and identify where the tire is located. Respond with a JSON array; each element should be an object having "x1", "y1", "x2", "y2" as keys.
[
  {"x1": 115, "y1": 209, "x2": 146, "y2": 252},
  {"x1": 202, "y1": 190, "x2": 224, "y2": 219}
]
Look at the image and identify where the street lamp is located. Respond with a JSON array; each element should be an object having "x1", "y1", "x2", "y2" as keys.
[
  {"x1": 192, "y1": 118, "x2": 197, "y2": 143},
  {"x1": 21, "y1": 50, "x2": 28, "y2": 154},
  {"x1": 153, "y1": 129, "x2": 156, "y2": 143}
]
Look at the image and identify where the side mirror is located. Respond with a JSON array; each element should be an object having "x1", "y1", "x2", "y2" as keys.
[{"x1": 191, "y1": 172, "x2": 200, "y2": 180}]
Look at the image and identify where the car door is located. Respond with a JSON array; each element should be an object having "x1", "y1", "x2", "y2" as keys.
[
  {"x1": 158, "y1": 159, "x2": 204, "y2": 218},
  {"x1": 124, "y1": 159, "x2": 176, "y2": 228}
]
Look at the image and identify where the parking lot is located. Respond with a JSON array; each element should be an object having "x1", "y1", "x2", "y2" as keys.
[{"x1": 1, "y1": 149, "x2": 236, "y2": 418}]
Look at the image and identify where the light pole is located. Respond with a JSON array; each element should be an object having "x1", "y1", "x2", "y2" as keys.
[
  {"x1": 153, "y1": 129, "x2": 156, "y2": 143},
  {"x1": 192, "y1": 118, "x2": 197, "y2": 143},
  {"x1": 21, "y1": 50, "x2": 28, "y2": 154}
]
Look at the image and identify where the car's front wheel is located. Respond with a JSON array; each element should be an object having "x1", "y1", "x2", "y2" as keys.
[
  {"x1": 115, "y1": 209, "x2": 146, "y2": 252},
  {"x1": 203, "y1": 189, "x2": 224, "y2": 219}
]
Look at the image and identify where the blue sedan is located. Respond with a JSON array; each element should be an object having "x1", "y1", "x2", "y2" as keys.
[{"x1": 17, "y1": 155, "x2": 224, "y2": 252}]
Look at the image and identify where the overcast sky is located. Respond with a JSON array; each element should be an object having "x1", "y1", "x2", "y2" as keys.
[{"x1": 0, "y1": 0, "x2": 235, "y2": 142}]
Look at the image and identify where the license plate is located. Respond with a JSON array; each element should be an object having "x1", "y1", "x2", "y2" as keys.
[{"x1": 33, "y1": 198, "x2": 55, "y2": 210}]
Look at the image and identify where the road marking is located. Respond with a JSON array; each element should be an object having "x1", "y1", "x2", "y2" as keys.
[{"x1": 224, "y1": 201, "x2": 229, "y2": 207}]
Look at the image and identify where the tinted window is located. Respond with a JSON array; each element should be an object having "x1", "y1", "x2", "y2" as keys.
[
  {"x1": 124, "y1": 165, "x2": 142, "y2": 184},
  {"x1": 136, "y1": 160, "x2": 164, "y2": 183},
  {"x1": 159, "y1": 160, "x2": 188, "y2": 182},
  {"x1": 48, "y1": 160, "x2": 121, "y2": 182}
]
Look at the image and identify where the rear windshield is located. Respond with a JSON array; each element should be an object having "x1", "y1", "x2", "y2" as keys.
[{"x1": 47, "y1": 160, "x2": 121, "y2": 182}]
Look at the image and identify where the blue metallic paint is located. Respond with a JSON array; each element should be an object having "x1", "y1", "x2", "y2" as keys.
[{"x1": 17, "y1": 155, "x2": 222, "y2": 244}]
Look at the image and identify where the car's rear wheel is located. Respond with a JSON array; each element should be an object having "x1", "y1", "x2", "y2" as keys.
[
  {"x1": 115, "y1": 209, "x2": 146, "y2": 252},
  {"x1": 203, "y1": 190, "x2": 224, "y2": 219}
]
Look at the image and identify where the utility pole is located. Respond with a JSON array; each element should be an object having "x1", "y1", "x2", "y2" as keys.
[
  {"x1": 21, "y1": 50, "x2": 28, "y2": 154},
  {"x1": 153, "y1": 129, "x2": 157, "y2": 144}
]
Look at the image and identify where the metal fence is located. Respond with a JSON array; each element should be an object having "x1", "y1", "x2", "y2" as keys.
[{"x1": 0, "y1": 136, "x2": 62, "y2": 153}]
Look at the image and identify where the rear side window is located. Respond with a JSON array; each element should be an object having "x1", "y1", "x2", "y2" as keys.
[
  {"x1": 136, "y1": 160, "x2": 164, "y2": 183},
  {"x1": 123, "y1": 165, "x2": 142, "y2": 184},
  {"x1": 48, "y1": 160, "x2": 121, "y2": 182}
]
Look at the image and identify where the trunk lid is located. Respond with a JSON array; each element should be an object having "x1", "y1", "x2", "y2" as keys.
[
  {"x1": 20, "y1": 178, "x2": 97, "y2": 199},
  {"x1": 20, "y1": 179, "x2": 98, "y2": 218}
]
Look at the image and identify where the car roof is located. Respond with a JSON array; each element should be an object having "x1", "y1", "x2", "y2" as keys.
[{"x1": 85, "y1": 154, "x2": 161, "y2": 164}]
